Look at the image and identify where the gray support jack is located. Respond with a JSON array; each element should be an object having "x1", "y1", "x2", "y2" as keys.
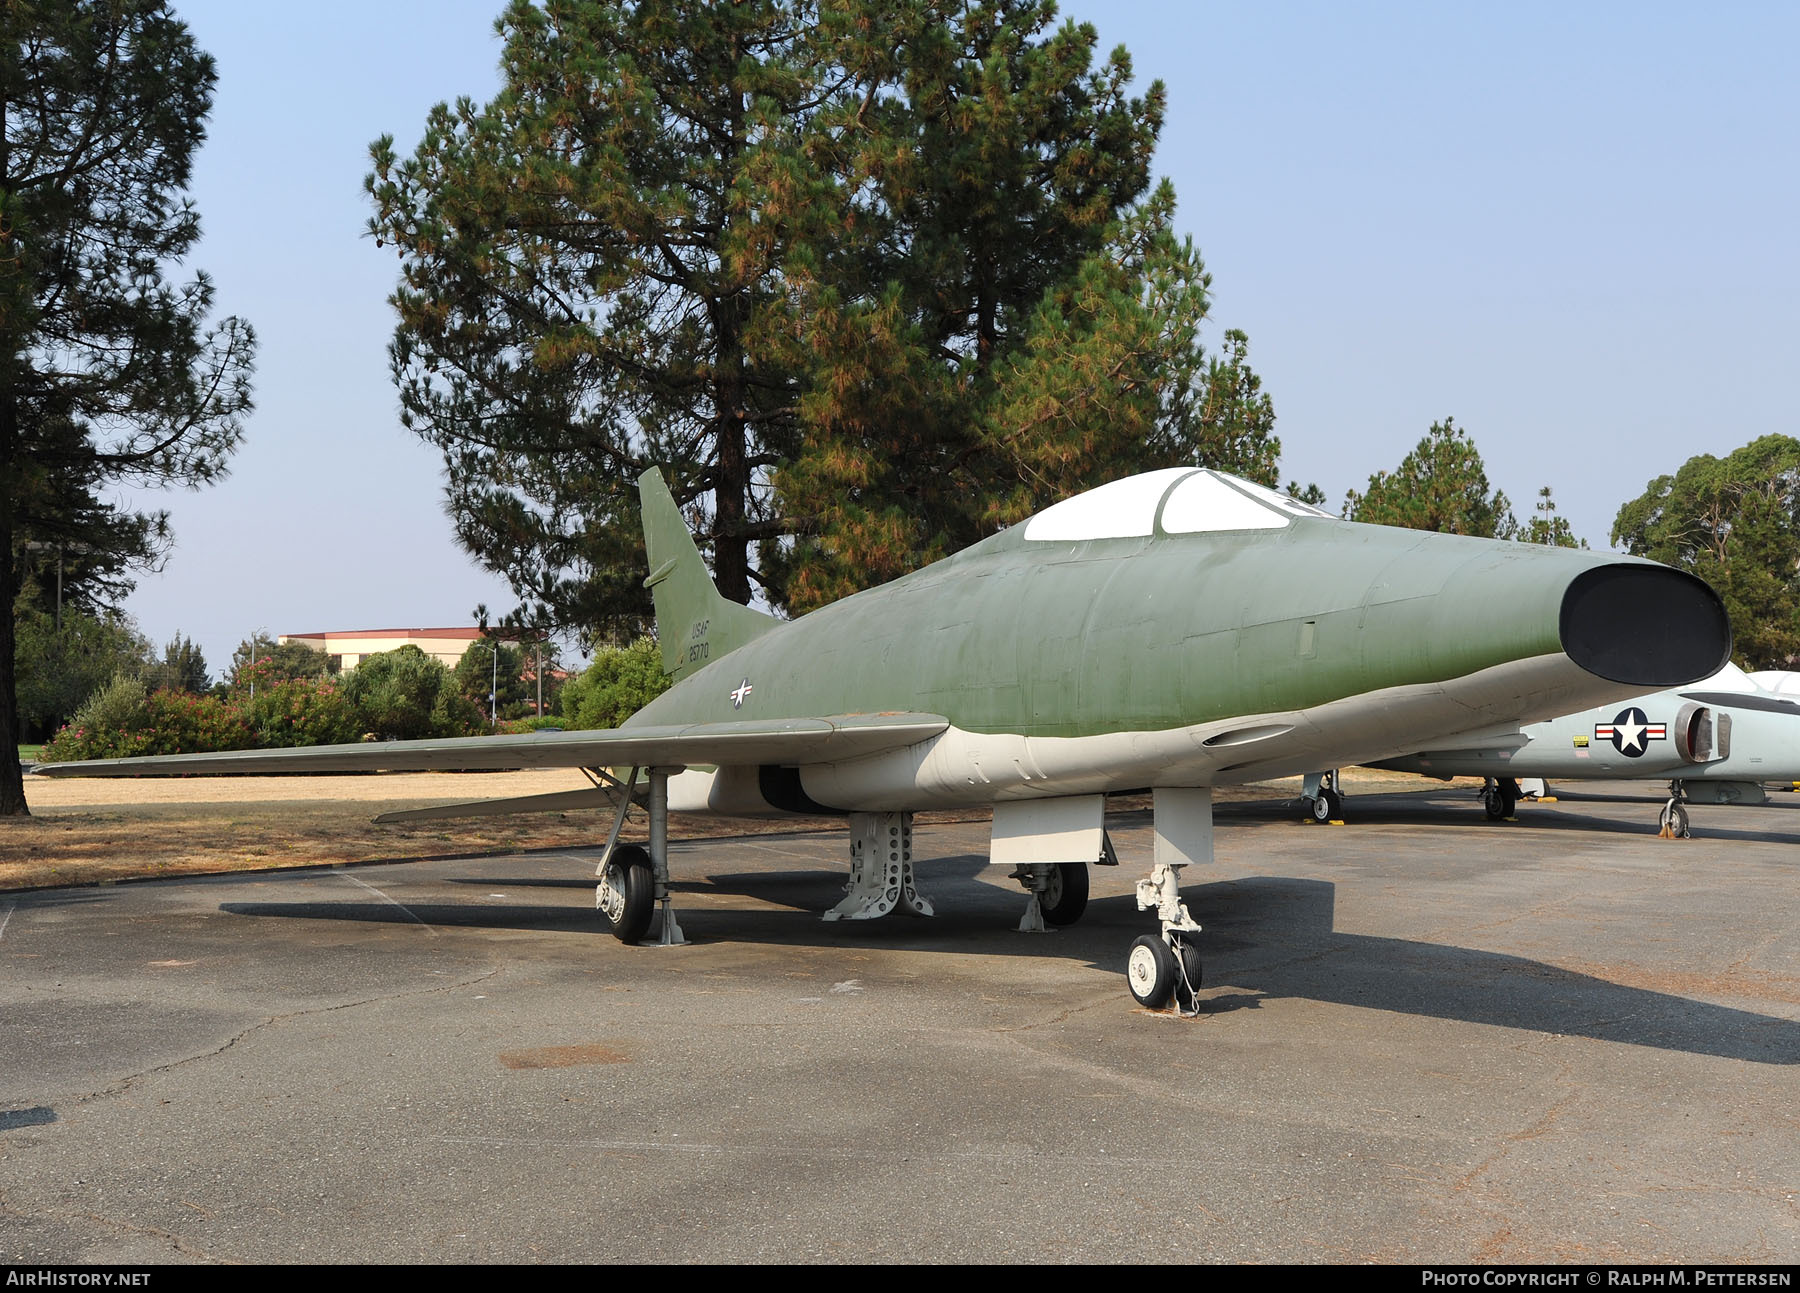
[
  {"x1": 647, "y1": 766, "x2": 687, "y2": 945},
  {"x1": 1014, "y1": 865, "x2": 1055, "y2": 933},
  {"x1": 823, "y1": 812, "x2": 934, "y2": 921}
]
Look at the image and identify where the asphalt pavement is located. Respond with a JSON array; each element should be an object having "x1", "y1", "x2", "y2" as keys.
[{"x1": 2, "y1": 784, "x2": 1797, "y2": 1263}]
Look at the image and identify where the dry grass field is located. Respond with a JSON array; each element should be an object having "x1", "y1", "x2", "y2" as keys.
[
  {"x1": 2, "y1": 769, "x2": 685, "y2": 891},
  {"x1": 1, "y1": 765, "x2": 1450, "y2": 892}
]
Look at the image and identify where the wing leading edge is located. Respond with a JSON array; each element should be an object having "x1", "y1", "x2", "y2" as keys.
[{"x1": 29, "y1": 713, "x2": 950, "y2": 779}]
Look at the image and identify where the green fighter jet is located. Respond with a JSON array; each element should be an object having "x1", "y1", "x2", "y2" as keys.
[{"x1": 36, "y1": 467, "x2": 1731, "y2": 1009}]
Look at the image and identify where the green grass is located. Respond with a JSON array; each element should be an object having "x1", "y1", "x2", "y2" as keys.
[{"x1": 18, "y1": 745, "x2": 43, "y2": 762}]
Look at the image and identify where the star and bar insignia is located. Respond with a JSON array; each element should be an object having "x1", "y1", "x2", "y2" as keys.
[{"x1": 1594, "y1": 707, "x2": 1666, "y2": 757}]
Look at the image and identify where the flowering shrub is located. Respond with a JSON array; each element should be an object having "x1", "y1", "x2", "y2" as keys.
[
  {"x1": 41, "y1": 680, "x2": 255, "y2": 762},
  {"x1": 245, "y1": 678, "x2": 361, "y2": 748},
  {"x1": 40, "y1": 662, "x2": 476, "y2": 761}
]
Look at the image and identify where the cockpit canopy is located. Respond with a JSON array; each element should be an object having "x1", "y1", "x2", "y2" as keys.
[{"x1": 1022, "y1": 468, "x2": 1329, "y2": 543}]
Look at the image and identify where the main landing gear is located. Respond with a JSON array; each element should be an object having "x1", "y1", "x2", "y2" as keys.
[
  {"x1": 594, "y1": 765, "x2": 687, "y2": 946},
  {"x1": 1482, "y1": 776, "x2": 1521, "y2": 821},
  {"x1": 590, "y1": 771, "x2": 1215, "y2": 1015},
  {"x1": 1659, "y1": 782, "x2": 1691, "y2": 839},
  {"x1": 1009, "y1": 861, "x2": 1090, "y2": 932},
  {"x1": 1301, "y1": 769, "x2": 1342, "y2": 822}
]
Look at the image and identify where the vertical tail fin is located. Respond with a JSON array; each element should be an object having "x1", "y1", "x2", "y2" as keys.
[{"x1": 639, "y1": 469, "x2": 777, "y2": 680}]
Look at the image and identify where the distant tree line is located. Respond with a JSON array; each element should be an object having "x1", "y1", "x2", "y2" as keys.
[{"x1": 36, "y1": 634, "x2": 669, "y2": 762}]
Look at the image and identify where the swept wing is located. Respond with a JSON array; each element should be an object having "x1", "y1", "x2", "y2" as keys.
[{"x1": 29, "y1": 712, "x2": 949, "y2": 778}]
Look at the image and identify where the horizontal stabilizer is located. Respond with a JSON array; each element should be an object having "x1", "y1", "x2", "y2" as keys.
[{"x1": 373, "y1": 786, "x2": 621, "y2": 825}]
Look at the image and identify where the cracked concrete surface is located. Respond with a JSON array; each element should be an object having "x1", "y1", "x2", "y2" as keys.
[{"x1": 2, "y1": 784, "x2": 1797, "y2": 1263}]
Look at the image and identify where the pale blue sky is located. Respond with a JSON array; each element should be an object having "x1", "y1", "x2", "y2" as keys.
[{"x1": 120, "y1": 2, "x2": 1799, "y2": 671}]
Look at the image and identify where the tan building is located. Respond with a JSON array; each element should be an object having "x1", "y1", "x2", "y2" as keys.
[{"x1": 279, "y1": 628, "x2": 486, "y2": 672}]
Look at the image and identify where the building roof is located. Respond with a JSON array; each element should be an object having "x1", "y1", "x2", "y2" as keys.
[{"x1": 281, "y1": 628, "x2": 486, "y2": 642}]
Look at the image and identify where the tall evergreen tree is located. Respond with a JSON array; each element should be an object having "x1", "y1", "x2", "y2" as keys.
[
  {"x1": 1343, "y1": 418, "x2": 1517, "y2": 539},
  {"x1": 771, "y1": 11, "x2": 1212, "y2": 609},
  {"x1": 0, "y1": 0, "x2": 255, "y2": 815},
  {"x1": 370, "y1": 0, "x2": 1286, "y2": 633},
  {"x1": 1612, "y1": 435, "x2": 1800, "y2": 669},
  {"x1": 369, "y1": 0, "x2": 828, "y2": 639},
  {"x1": 1520, "y1": 484, "x2": 1584, "y2": 548}
]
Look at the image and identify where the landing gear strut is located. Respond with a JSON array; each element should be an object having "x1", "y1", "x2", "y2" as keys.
[
  {"x1": 1659, "y1": 782, "x2": 1691, "y2": 839},
  {"x1": 1301, "y1": 769, "x2": 1342, "y2": 822},
  {"x1": 1131, "y1": 861, "x2": 1204, "y2": 1013},
  {"x1": 1009, "y1": 861, "x2": 1090, "y2": 932},
  {"x1": 593, "y1": 765, "x2": 687, "y2": 945}
]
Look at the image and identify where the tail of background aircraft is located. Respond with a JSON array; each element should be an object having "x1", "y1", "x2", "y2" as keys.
[{"x1": 638, "y1": 469, "x2": 778, "y2": 681}]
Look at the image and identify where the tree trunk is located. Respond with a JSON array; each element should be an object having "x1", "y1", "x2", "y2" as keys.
[
  {"x1": 0, "y1": 385, "x2": 31, "y2": 816},
  {"x1": 709, "y1": 77, "x2": 752, "y2": 607}
]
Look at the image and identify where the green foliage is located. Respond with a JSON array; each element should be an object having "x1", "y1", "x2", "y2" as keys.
[
  {"x1": 765, "y1": 11, "x2": 1254, "y2": 611},
  {"x1": 243, "y1": 678, "x2": 362, "y2": 749},
  {"x1": 1519, "y1": 486, "x2": 1586, "y2": 549},
  {"x1": 142, "y1": 633, "x2": 210, "y2": 695},
  {"x1": 369, "y1": 0, "x2": 1289, "y2": 635},
  {"x1": 1612, "y1": 435, "x2": 1800, "y2": 669},
  {"x1": 12, "y1": 594, "x2": 152, "y2": 740},
  {"x1": 368, "y1": 0, "x2": 827, "y2": 636},
  {"x1": 39, "y1": 646, "x2": 490, "y2": 759},
  {"x1": 453, "y1": 639, "x2": 532, "y2": 722},
  {"x1": 225, "y1": 633, "x2": 335, "y2": 695},
  {"x1": 342, "y1": 646, "x2": 484, "y2": 741},
  {"x1": 1343, "y1": 418, "x2": 1518, "y2": 539},
  {"x1": 559, "y1": 638, "x2": 671, "y2": 730},
  {"x1": 41, "y1": 676, "x2": 256, "y2": 762},
  {"x1": 1, "y1": 0, "x2": 255, "y2": 812}
]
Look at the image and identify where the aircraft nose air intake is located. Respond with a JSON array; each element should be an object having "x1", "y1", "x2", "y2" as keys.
[{"x1": 1559, "y1": 564, "x2": 1732, "y2": 687}]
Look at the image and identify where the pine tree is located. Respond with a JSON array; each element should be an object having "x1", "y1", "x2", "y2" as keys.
[
  {"x1": 1343, "y1": 418, "x2": 1517, "y2": 539},
  {"x1": 368, "y1": 0, "x2": 831, "y2": 639},
  {"x1": 0, "y1": 0, "x2": 255, "y2": 815},
  {"x1": 369, "y1": 1, "x2": 1286, "y2": 631}
]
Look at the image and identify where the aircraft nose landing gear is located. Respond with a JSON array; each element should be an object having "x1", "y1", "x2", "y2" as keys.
[{"x1": 1130, "y1": 862, "x2": 1203, "y2": 1013}]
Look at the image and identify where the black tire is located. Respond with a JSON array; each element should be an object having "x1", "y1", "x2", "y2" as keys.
[
  {"x1": 1307, "y1": 793, "x2": 1331, "y2": 823},
  {"x1": 1040, "y1": 862, "x2": 1089, "y2": 926},
  {"x1": 1172, "y1": 934, "x2": 1203, "y2": 1011},
  {"x1": 1660, "y1": 802, "x2": 1690, "y2": 839},
  {"x1": 1126, "y1": 934, "x2": 1177, "y2": 1009},
  {"x1": 599, "y1": 843, "x2": 655, "y2": 944},
  {"x1": 1484, "y1": 785, "x2": 1516, "y2": 821}
]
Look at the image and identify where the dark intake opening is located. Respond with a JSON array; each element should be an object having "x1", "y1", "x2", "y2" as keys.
[{"x1": 1560, "y1": 565, "x2": 1732, "y2": 686}]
